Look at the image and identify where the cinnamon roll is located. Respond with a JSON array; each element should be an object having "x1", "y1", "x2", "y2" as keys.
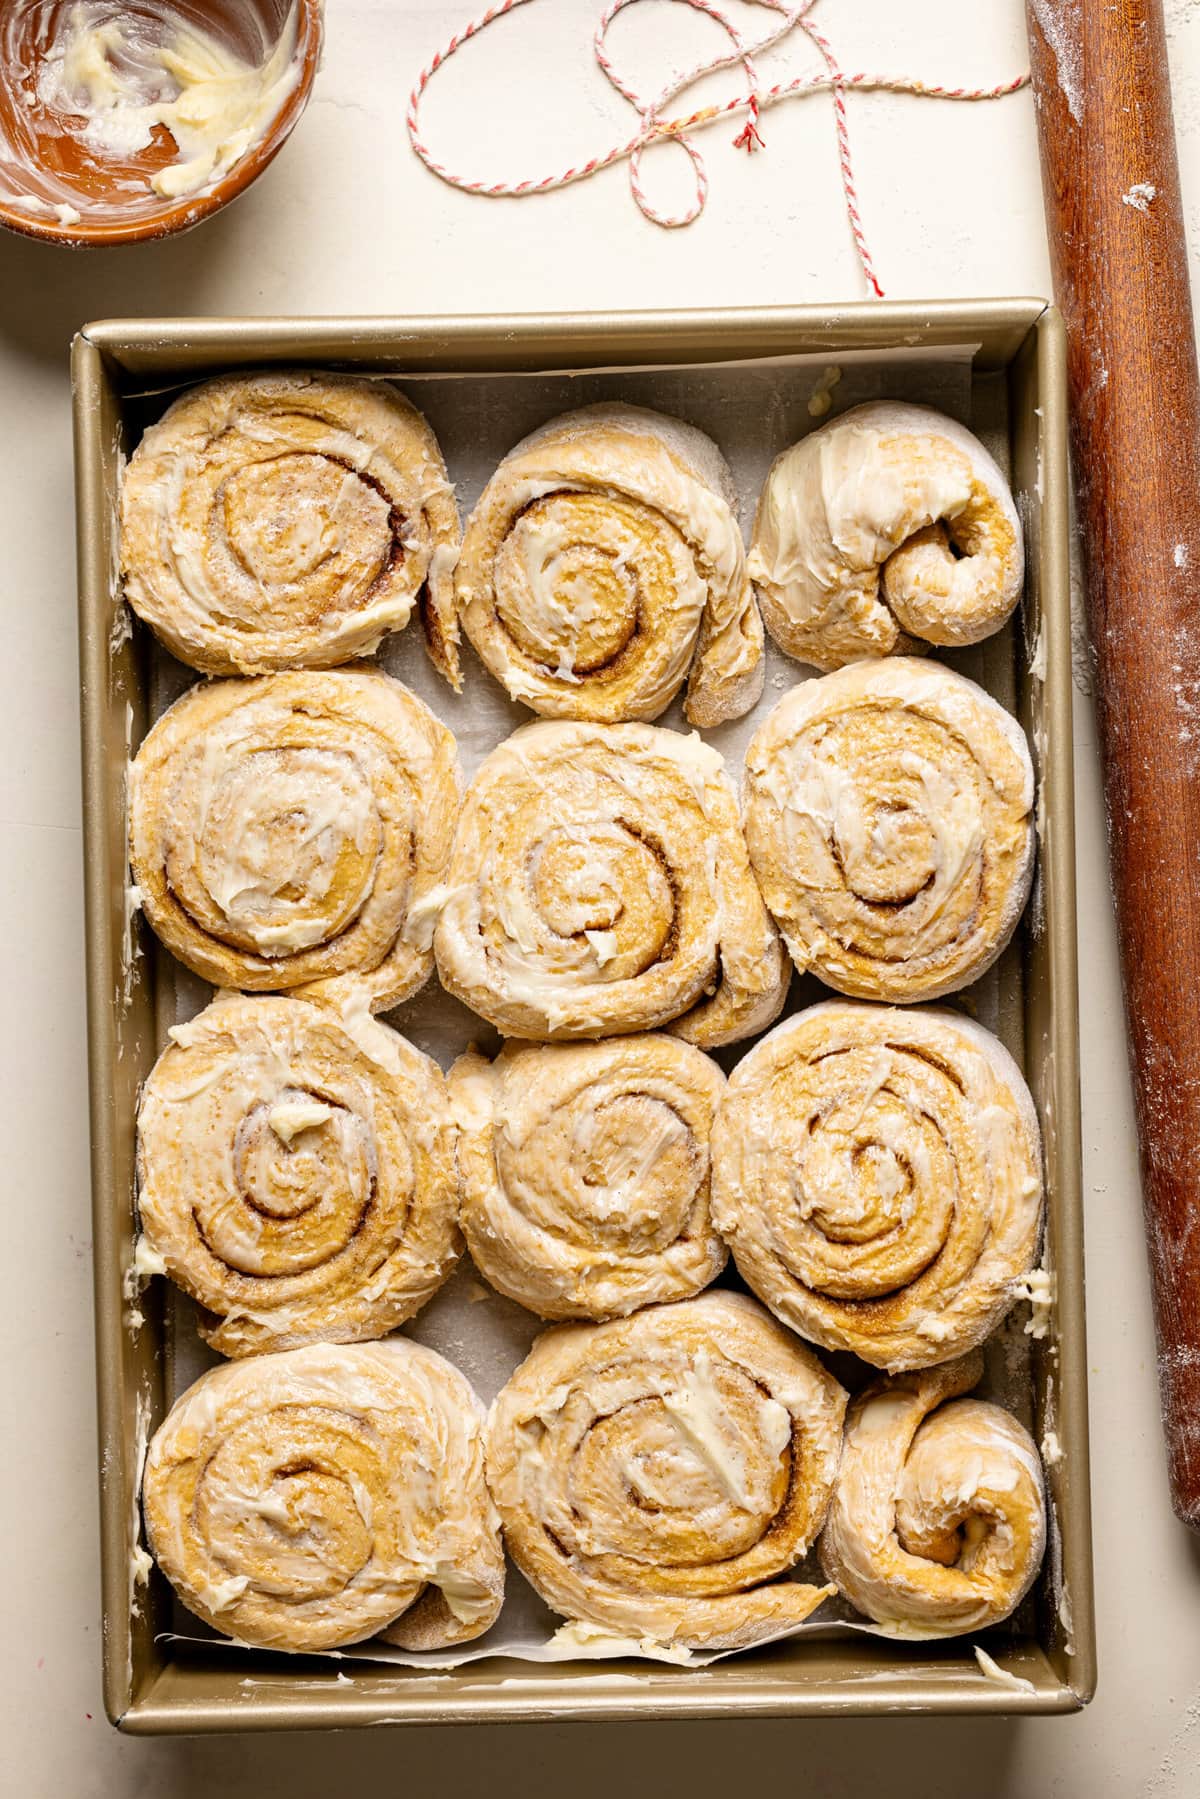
[
  {"x1": 128, "y1": 667, "x2": 460, "y2": 1010},
  {"x1": 433, "y1": 720, "x2": 789, "y2": 1048},
  {"x1": 120, "y1": 370, "x2": 462, "y2": 679},
  {"x1": 453, "y1": 1034, "x2": 726, "y2": 1320},
  {"x1": 142, "y1": 1340, "x2": 504, "y2": 1652},
  {"x1": 136, "y1": 993, "x2": 460, "y2": 1357},
  {"x1": 453, "y1": 403, "x2": 763, "y2": 726},
  {"x1": 749, "y1": 402, "x2": 1023, "y2": 671},
  {"x1": 710, "y1": 1001, "x2": 1043, "y2": 1370},
  {"x1": 743, "y1": 659, "x2": 1034, "y2": 1001},
  {"x1": 819, "y1": 1352, "x2": 1046, "y2": 1636},
  {"x1": 485, "y1": 1292, "x2": 847, "y2": 1651}
]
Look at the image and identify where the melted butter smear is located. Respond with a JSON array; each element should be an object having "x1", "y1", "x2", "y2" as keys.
[{"x1": 37, "y1": 1, "x2": 300, "y2": 200}]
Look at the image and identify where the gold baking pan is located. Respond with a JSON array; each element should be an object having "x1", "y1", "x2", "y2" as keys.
[{"x1": 73, "y1": 302, "x2": 1093, "y2": 1732}]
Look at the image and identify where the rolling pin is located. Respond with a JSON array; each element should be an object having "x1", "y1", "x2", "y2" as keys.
[{"x1": 1027, "y1": 0, "x2": 1200, "y2": 1526}]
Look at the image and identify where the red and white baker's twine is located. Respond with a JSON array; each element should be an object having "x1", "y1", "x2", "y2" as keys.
[{"x1": 407, "y1": 0, "x2": 1029, "y2": 299}]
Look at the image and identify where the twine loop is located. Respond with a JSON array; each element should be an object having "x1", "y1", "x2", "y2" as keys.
[{"x1": 407, "y1": 0, "x2": 1029, "y2": 297}]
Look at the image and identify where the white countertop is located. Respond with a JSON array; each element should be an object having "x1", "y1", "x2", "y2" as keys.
[{"x1": 3, "y1": 2, "x2": 1199, "y2": 1792}]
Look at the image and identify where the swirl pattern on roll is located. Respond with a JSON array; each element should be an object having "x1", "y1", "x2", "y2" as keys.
[
  {"x1": 128, "y1": 667, "x2": 461, "y2": 1010},
  {"x1": 453, "y1": 1035, "x2": 726, "y2": 1320},
  {"x1": 142, "y1": 1341, "x2": 505, "y2": 1652},
  {"x1": 120, "y1": 370, "x2": 462, "y2": 679},
  {"x1": 818, "y1": 1352, "x2": 1046, "y2": 1636},
  {"x1": 710, "y1": 1002, "x2": 1043, "y2": 1370},
  {"x1": 485, "y1": 1292, "x2": 847, "y2": 1651},
  {"x1": 743, "y1": 659, "x2": 1034, "y2": 1001},
  {"x1": 453, "y1": 403, "x2": 764, "y2": 726},
  {"x1": 136, "y1": 994, "x2": 460, "y2": 1357},
  {"x1": 434, "y1": 720, "x2": 788, "y2": 1047},
  {"x1": 748, "y1": 402, "x2": 1024, "y2": 672}
]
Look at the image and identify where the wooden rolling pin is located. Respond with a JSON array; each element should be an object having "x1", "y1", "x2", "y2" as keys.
[{"x1": 1027, "y1": 0, "x2": 1200, "y2": 1526}]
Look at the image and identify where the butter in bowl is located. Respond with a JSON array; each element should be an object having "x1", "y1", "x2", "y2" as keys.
[{"x1": 0, "y1": 0, "x2": 322, "y2": 245}]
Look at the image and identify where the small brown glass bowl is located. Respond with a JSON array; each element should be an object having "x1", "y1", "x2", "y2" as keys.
[{"x1": 0, "y1": 0, "x2": 323, "y2": 247}]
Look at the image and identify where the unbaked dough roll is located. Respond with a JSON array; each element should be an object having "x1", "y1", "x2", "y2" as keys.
[
  {"x1": 710, "y1": 1002, "x2": 1044, "y2": 1370},
  {"x1": 142, "y1": 1340, "x2": 505, "y2": 1653},
  {"x1": 120, "y1": 368, "x2": 460, "y2": 676},
  {"x1": 453, "y1": 1035, "x2": 726, "y2": 1320},
  {"x1": 743, "y1": 659, "x2": 1034, "y2": 1001},
  {"x1": 129, "y1": 667, "x2": 461, "y2": 1010},
  {"x1": 486, "y1": 1292, "x2": 847, "y2": 1651},
  {"x1": 136, "y1": 993, "x2": 460, "y2": 1357},
  {"x1": 819, "y1": 1352, "x2": 1046, "y2": 1636},
  {"x1": 120, "y1": 370, "x2": 462, "y2": 680},
  {"x1": 433, "y1": 720, "x2": 789, "y2": 1047},
  {"x1": 453, "y1": 403, "x2": 763, "y2": 726},
  {"x1": 748, "y1": 402, "x2": 1023, "y2": 671}
]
